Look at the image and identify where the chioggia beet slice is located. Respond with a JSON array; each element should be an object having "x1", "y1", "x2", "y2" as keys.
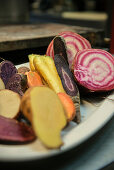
[
  {"x1": 0, "y1": 60, "x2": 17, "y2": 86},
  {"x1": 54, "y1": 54, "x2": 81, "y2": 123},
  {"x1": 0, "y1": 115, "x2": 35, "y2": 143},
  {"x1": 73, "y1": 49, "x2": 114, "y2": 92},
  {"x1": 46, "y1": 31, "x2": 91, "y2": 69}
]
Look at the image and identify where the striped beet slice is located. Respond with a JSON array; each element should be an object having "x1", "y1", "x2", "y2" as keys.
[
  {"x1": 46, "y1": 40, "x2": 54, "y2": 59},
  {"x1": 46, "y1": 31, "x2": 91, "y2": 69},
  {"x1": 73, "y1": 49, "x2": 114, "y2": 92}
]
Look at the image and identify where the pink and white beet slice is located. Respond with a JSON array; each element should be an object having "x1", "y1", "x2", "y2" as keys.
[
  {"x1": 73, "y1": 49, "x2": 114, "y2": 92},
  {"x1": 46, "y1": 31, "x2": 91, "y2": 69}
]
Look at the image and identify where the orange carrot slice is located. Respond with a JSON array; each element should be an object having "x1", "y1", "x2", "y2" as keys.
[
  {"x1": 57, "y1": 92, "x2": 76, "y2": 122},
  {"x1": 25, "y1": 71, "x2": 43, "y2": 87}
]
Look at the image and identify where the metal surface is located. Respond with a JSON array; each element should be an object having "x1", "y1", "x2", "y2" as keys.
[{"x1": 0, "y1": 23, "x2": 104, "y2": 52}]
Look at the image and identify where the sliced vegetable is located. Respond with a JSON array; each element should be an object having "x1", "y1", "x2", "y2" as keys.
[
  {"x1": 28, "y1": 54, "x2": 36, "y2": 71},
  {"x1": 74, "y1": 49, "x2": 114, "y2": 92},
  {"x1": 57, "y1": 92, "x2": 76, "y2": 122},
  {"x1": 0, "y1": 89, "x2": 21, "y2": 119},
  {"x1": 53, "y1": 36, "x2": 68, "y2": 63},
  {"x1": 18, "y1": 66, "x2": 30, "y2": 74},
  {"x1": 21, "y1": 86, "x2": 67, "y2": 148},
  {"x1": 54, "y1": 54, "x2": 81, "y2": 123},
  {"x1": 25, "y1": 71, "x2": 43, "y2": 87},
  {"x1": 54, "y1": 54, "x2": 79, "y2": 96},
  {"x1": 0, "y1": 78, "x2": 5, "y2": 90},
  {"x1": 0, "y1": 115, "x2": 35, "y2": 143},
  {"x1": 46, "y1": 31, "x2": 91, "y2": 69},
  {"x1": 6, "y1": 73, "x2": 27, "y2": 96},
  {"x1": 0, "y1": 60, "x2": 17, "y2": 86},
  {"x1": 33, "y1": 55, "x2": 65, "y2": 93}
]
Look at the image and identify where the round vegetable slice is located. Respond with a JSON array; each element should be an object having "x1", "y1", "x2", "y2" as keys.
[
  {"x1": 73, "y1": 49, "x2": 114, "y2": 92},
  {"x1": 0, "y1": 89, "x2": 21, "y2": 118},
  {"x1": 6, "y1": 73, "x2": 27, "y2": 96},
  {"x1": 46, "y1": 31, "x2": 91, "y2": 69},
  {"x1": 0, "y1": 60, "x2": 17, "y2": 86}
]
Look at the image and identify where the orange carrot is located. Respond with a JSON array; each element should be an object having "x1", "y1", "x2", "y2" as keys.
[
  {"x1": 57, "y1": 92, "x2": 76, "y2": 122},
  {"x1": 25, "y1": 71, "x2": 43, "y2": 87}
]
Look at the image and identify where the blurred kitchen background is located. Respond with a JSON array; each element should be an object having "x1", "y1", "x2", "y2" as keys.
[{"x1": 0, "y1": 0, "x2": 113, "y2": 64}]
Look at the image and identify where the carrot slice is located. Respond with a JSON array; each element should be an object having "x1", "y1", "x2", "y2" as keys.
[
  {"x1": 57, "y1": 92, "x2": 76, "y2": 122},
  {"x1": 25, "y1": 71, "x2": 43, "y2": 87}
]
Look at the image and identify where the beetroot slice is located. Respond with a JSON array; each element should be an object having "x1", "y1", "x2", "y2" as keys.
[
  {"x1": 6, "y1": 73, "x2": 27, "y2": 96},
  {"x1": 46, "y1": 31, "x2": 91, "y2": 69},
  {"x1": 0, "y1": 115, "x2": 35, "y2": 143},
  {"x1": 74, "y1": 49, "x2": 114, "y2": 92},
  {"x1": 0, "y1": 60, "x2": 17, "y2": 86}
]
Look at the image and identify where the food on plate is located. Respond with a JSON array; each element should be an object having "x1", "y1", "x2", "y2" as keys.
[
  {"x1": 6, "y1": 73, "x2": 27, "y2": 96},
  {"x1": 73, "y1": 49, "x2": 114, "y2": 92},
  {"x1": 53, "y1": 35, "x2": 81, "y2": 123},
  {"x1": 0, "y1": 89, "x2": 21, "y2": 119},
  {"x1": 53, "y1": 36, "x2": 68, "y2": 63},
  {"x1": 0, "y1": 78, "x2": 5, "y2": 90},
  {"x1": 25, "y1": 71, "x2": 43, "y2": 87},
  {"x1": 54, "y1": 54, "x2": 81, "y2": 123},
  {"x1": 54, "y1": 54, "x2": 79, "y2": 97},
  {"x1": 21, "y1": 86, "x2": 67, "y2": 148},
  {"x1": 0, "y1": 60, "x2": 17, "y2": 86},
  {"x1": 20, "y1": 87, "x2": 33, "y2": 122},
  {"x1": 17, "y1": 66, "x2": 30, "y2": 74},
  {"x1": 33, "y1": 55, "x2": 65, "y2": 93},
  {"x1": 57, "y1": 92, "x2": 76, "y2": 122},
  {"x1": 46, "y1": 31, "x2": 91, "y2": 69},
  {"x1": 0, "y1": 115, "x2": 35, "y2": 142},
  {"x1": 28, "y1": 54, "x2": 36, "y2": 71},
  {"x1": 3, "y1": 30, "x2": 114, "y2": 150}
]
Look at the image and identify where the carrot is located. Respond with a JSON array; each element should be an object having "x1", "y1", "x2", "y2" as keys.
[
  {"x1": 25, "y1": 71, "x2": 43, "y2": 87},
  {"x1": 57, "y1": 92, "x2": 76, "y2": 122}
]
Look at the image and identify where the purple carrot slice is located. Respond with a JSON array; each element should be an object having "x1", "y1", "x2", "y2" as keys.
[
  {"x1": 0, "y1": 115, "x2": 35, "y2": 143},
  {"x1": 53, "y1": 36, "x2": 68, "y2": 64},
  {"x1": 0, "y1": 60, "x2": 17, "y2": 86},
  {"x1": 54, "y1": 54, "x2": 79, "y2": 96},
  {"x1": 6, "y1": 73, "x2": 27, "y2": 96},
  {"x1": 54, "y1": 53, "x2": 81, "y2": 123},
  {"x1": 53, "y1": 36, "x2": 81, "y2": 123},
  {"x1": 74, "y1": 49, "x2": 114, "y2": 92}
]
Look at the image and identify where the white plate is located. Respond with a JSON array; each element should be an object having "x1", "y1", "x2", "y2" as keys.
[{"x1": 0, "y1": 63, "x2": 114, "y2": 162}]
